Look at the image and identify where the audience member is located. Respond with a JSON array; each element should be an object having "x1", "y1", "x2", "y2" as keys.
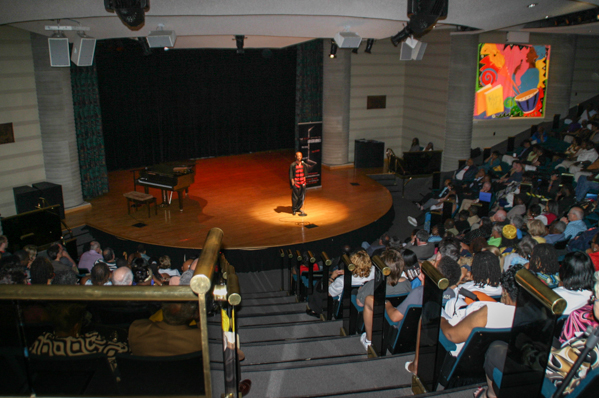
[
  {"x1": 78, "y1": 241, "x2": 102, "y2": 272},
  {"x1": 112, "y1": 266, "x2": 134, "y2": 286},
  {"x1": 128, "y1": 301, "x2": 201, "y2": 356},
  {"x1": 404, "y1": 230, "x2": 435, "y2": 261},
  {"x1": 554, "y1": 252, "x2": 595, "y2": 315},
  {"x1": 561, "y1": 207, "x2": 587, "y2": 240},
  {"x1": 529, "y1": 244, "x2": 560, "y2": 288},
  {"x1": 30, "y1": 257, "x2": 54, "y2": 285}
]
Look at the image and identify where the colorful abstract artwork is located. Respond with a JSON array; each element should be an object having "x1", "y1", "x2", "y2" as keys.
[{"x1": 474, "y1": 43, "x2": 550, "y2": 120}]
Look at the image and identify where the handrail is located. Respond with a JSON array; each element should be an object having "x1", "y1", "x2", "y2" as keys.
[
  {"x1": 0, "y1": 285, "x2": 197, "y2": 301},
  {"x1": 341, "y1": 254, "x2": 354, "y2": 272},
  {"x1": 295, "y1": 250, "x2": 302, "y2": 261},
  {"x1": 321, "y1": 251, "x2": 332, "y2": 266},
  {"x1": 307, "y1": 250, "x2": 316, "y2": 263},
  {"x1": 372, "y1": 255, "x2": 390, "y2": 276},
  {"x1": 220, "y1": 253, "x2": 234, "y2": 280},
  {"x1": 421, "y1": 261, "x2": 449, "y2": 290},
  {"x1": 227, "y1": 273, "x2": 241, "y2": 306},
  {"x1": 287, "y1": 249, "x2": 293, "y2": 258},
  {"x1": 191, "y1": 227, "x2": 223, "y2": 295},
  {"x1": 516, "y1": 268, "x2": 566, "y2": 316}
]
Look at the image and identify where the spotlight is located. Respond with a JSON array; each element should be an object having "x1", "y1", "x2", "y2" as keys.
[
  {"x1": 329, "y1": 41, "x2": 338, "y2": 58},
  {"x1": 391, "y1": 26, "x2": 413, "y2": 46},
  {"x1": 235, "y1": 35, "x2": 245, "y2": 54},
  {"x1": 104, "y1": 0, "x2": 148, "y2": 31},
  {"x1": 365, "y1": 39, "x2": 374, "y2": 54}
]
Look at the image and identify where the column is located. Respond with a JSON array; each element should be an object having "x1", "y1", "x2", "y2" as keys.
[
  {"x1": 322, "y1": 43, "x2": 351, "y2": 165},
  {"x1": 30, "y1": 33, "x2": 84, "y2": 209}
]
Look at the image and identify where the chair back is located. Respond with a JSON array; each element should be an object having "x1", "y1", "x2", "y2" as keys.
[
  {"x1": 386, "y1": 305, "x2": 422, "y2": 355},
  {"x1": 29, "y1": 353, "x2": 117, "y2": 395},
  {"x1": 116, "y1": 351, "x2": 205, "y2": 395}
]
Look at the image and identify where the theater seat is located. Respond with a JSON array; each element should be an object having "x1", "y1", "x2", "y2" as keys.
[
  {"x1": 385, "y1": 305, "x2": 422, "y2": 354},
  {"x1": 29, "y1": 353, "x2": 118, "y2": 395},
  {"x1": 438, "y1": 327, "x2": 512, "y2": 389},
  {"x1": 116, "y1": 351, "x2": 205, "y2": 395}
]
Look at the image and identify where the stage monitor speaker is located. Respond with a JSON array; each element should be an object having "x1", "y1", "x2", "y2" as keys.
[
  {"x1": 48, "y1": 37, "x2": 70, "y2": 67},
  {"x1": 71, "y1": 36, "x2": 96, "y2": 66},
  {"x1": 13, "y1": 186, "x2": 41, "y2": 215},
  {"x1": 32, "y1": 182, "x2": 65, "y2": 220}
]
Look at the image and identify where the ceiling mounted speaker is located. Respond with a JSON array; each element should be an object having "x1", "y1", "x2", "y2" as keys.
[
  {"x1": 48, "y1": 37, "x2": 70, "y2": 67},
  {"x1": 147, "y1": 30, "x2": 177, "y2": 48},
  {"x1": 71, "y1": 36, "x2": 96, "y2": 66},
  {"x1": 334, "y1": 32, "x2": 362, "y2": 49}
]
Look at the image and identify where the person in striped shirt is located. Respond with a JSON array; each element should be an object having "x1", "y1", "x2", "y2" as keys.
[{"x1": 289, "y1": 152, "x2": 316, "y2": 216}]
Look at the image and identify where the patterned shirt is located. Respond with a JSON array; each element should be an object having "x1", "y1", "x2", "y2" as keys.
[{"x1": 30, "y1": 331, "x2": 129, "y2": 369}]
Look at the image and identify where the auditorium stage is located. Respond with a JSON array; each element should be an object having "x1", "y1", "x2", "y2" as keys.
[{"x1": 65, "y1": 150, "x2": 393, "y2": 268}]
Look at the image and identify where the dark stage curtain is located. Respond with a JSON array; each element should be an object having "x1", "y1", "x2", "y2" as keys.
[
  {"x1": 295, "y1": 40, "x2": 323, "y2": 147},
  {"x1": 70, "y1": 62, "x2": 109, "y2": 199},
  {"x1": 95, "y1": 40, "x2": 297, "y2": 171}
]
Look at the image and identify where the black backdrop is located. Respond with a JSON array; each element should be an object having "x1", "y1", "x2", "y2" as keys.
[{"x1": 95, "y1": 40, "x2": 297, "y2": 171}]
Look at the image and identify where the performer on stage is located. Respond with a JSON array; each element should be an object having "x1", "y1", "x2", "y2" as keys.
[{"x1": 289, "y1": 152, "x2": 316, "y2": 216}]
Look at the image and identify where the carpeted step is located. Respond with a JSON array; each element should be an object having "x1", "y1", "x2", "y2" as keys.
[
  {"x1": 241, "y1": 290, "x2": 290, "y2": 300},
  {"x1": 241, "y1": 295, "x2": 298, "y2": 306},
  {"x1": 225, "y1": 319, "x2": 343, "y2": 344},
  {"x1": 235, "y1": 301, "x2": 307, "y2": 317},
  {"x1": 209, "y1": 313, "x2": 321, "y2": 328},
  {"x1": 211, "y1": 354, "x2": 414, "y2": 398}
]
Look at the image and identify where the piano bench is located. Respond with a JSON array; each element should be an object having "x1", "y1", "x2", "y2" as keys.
[{"x1": 124, "y1": 191, "x2": 158, "y2": 218}]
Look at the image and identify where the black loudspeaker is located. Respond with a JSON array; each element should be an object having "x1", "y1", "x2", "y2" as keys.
[
  {"x1": 13, "y1": 186, "x2": 41, "y2": 215},
  {"x1": 354, "y1": 139, "x2": 385, "y2": 168},
  {"x1": 32, "y1": 182, "x2": 65, "y2": 220}
]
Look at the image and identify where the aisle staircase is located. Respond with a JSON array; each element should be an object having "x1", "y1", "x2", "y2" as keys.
[{"x1": 209, "y1": 269, "x2": 476, "y2": 398}]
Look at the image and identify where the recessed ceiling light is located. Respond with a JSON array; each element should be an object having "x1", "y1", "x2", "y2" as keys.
[
  {"x1": 528, "y1": 3, "x2": 538, "y2": 8},
  {"x1": 545, "y1": 15, "x2": 550, "y2": 19}
]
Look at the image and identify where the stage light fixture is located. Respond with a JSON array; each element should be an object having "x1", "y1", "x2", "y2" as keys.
[
  {"x1": 104, "y1": 0, "x2": 148, "y2": 31},
  {"x1": 235, "y1": 35, "x2": 245, "y2": 54},
  {"x1": 391, "y1": 26, "x2": 413, "y2": 46},
  {"x1": 329, "y1": 42, "x2": 338, "y2": 58},
  {"x1": 365, "y1": 39, "x2": 374, "y2": 54},
  {"x1": 138, "y1": 37, "x2": 152, "y2": 56}
]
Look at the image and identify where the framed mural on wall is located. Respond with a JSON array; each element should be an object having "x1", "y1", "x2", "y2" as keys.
[{"x1": 474, "y1": 43, "x2": 550, "y2": 120}]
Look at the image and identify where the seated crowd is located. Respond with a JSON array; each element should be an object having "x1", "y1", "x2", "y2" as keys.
[
  {"x1": 304, "y1": 111, "x2": 599, "y2": 396},
  {"x1": 0, "y1": 240, "x2": 205, "y2": 367}
]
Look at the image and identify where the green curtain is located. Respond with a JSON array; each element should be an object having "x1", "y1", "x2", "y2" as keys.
[
  {"x1": 295, "y1": 39, "x2": 323, "y2": 149},
  {"x1": 70, "y1": 63, "x2": 109, "y2": 199}
]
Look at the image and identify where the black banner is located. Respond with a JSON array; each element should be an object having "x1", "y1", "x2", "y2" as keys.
[{"x1": 298, "y1": 122, "x2": 322, "y2": 188}]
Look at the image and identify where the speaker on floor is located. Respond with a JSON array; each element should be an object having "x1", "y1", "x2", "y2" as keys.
[
  {"x1": 71, "y1": 36, "x2": 96, "y2": 66},
  {"x1": 13, "y1": 186, "x2": 41, "y2": 215},
  {"x1": 32, "y1": 182, "x2": 65, "y2": 220},
  {"x1": 48, "y1": 37, "x2": 70, "y2": 67}
]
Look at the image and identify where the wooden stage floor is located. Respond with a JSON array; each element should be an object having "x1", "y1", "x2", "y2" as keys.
[{"x1": 65, "y1": 150, "x2": 393, "y2": 251}]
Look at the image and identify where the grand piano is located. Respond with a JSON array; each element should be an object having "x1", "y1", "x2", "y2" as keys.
[{"x1": 134, "y1": 161, "x2": 196, "y2": 211}]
